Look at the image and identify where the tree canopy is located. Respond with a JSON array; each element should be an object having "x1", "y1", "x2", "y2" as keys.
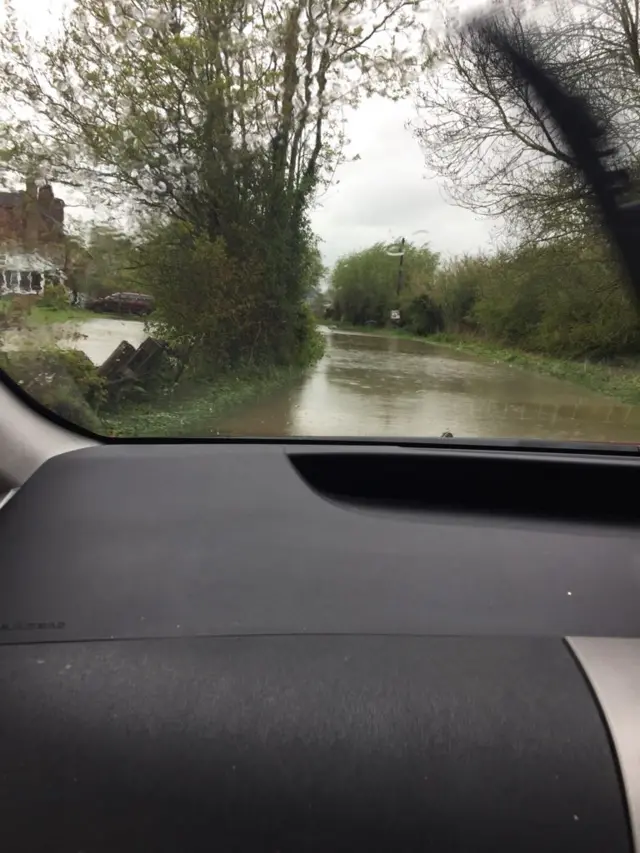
[
  {"x1": 330, "y1": 240, "x2": 440, "y2": 331},
  {"x1": 0, "y1": 0, "x2": 422, "y2": 371},
  {"x1": 329, "y1": 234, "x2": 640, "y2": 359},
  {"x1": 412, "y1": 1, "x2": 640, "y2": 242},
  {"x1": 0, "y1": 0, "x2": 421, "y2": 216}
]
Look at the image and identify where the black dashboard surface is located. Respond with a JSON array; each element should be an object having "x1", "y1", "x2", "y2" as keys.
[
  {"x1": 0, "y1": 442, "x2": 637, "y2": 852},
  {"x1": 1, "y1": 442, "x2": 640, "y2": 642},
  {"x1": 0, "y1": 635, "x2": 630, "y2": 853}
]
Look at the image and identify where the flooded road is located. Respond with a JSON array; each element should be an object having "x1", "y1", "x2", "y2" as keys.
[
  {"x1": 48, "y1": 320, "x2": 640, "y2": 442},
  {"x1": 66, "y1": 318, "x2": 148, "y2": 365},
  {"x1": 219, "y1": 329, "x2": 640, "y2": 442}
]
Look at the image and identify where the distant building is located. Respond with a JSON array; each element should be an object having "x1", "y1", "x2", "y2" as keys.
[{"x1": 0, "y1": 180, "x2": 66, "y2": 294}]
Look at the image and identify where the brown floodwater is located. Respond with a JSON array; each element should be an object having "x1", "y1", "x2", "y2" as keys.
[
  {"x1": 68, "y1": 318, "x2": 148, "y2": 365},
  {"x1": 218, "y1": 329, "x2": 640, "y2": 443}
]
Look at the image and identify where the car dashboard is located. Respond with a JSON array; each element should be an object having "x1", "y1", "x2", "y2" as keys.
[{"x1": 0, "y1": 441, "x2": 639, "y2": 852}]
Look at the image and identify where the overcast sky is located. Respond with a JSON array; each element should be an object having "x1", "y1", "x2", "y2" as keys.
[
  {"x1": 17, "y1": 0, "x2": 496, "y2": 269},
  {"x1": 311, "y1": 96, "x2": 494, "y2": 268}
]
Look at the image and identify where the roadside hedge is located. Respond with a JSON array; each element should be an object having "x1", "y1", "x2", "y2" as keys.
[{"x1": 0, "y1": 347, "x2": 106, "y2": 432}]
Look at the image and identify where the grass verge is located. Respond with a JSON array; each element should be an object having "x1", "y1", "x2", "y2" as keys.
[
  {"x1": 102, "y1": 364, "x2": 308, "y2": 438},
  {"x1": 27, "y1": 305, "x2": 98, "y2": 325},
  {"x1": 332, "y1": 323, "x2": 640, "y2": 406},
  {"x1": 332, "y1": 323, "x2": 427, "y2": 343},
  {"x1": 29, "y1": 305, "x2": 133, "y2": 326},
  {"x1": 432, "y1": 334, "x2": 640, "y2": 406}
]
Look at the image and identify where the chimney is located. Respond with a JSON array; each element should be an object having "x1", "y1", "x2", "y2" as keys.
[{"x1": 24, "y1": 178, "x2": 39, "y2": 251}]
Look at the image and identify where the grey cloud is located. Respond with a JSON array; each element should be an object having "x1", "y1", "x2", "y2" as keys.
[{"x1": 311, "y1": 96, "x2": 495, "y2": 269}]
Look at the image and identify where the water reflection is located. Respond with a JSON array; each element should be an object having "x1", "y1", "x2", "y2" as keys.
[{"x1": 220, "y1": 330, "x2": 640, "y2": 442}]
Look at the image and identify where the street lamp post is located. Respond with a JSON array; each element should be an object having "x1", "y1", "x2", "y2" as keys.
[
  {"x1": 396, "y1": 237, "x2": 405, "y2": 297},
  {"x1": 385, "y1": 231, "x2": 428, "y2": 323},
  {"x1": 385, "y1": 237, "x2": 405, "y2": 323}
]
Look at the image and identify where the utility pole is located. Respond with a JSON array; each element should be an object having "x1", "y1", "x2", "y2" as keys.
[
  {"x1": 384, "y1": 237, "x2": 406, "y2": 324},
  {"x1": 396, "y1": 237, "x2": 405, "y2": 296},
  {"x1": 386, "y1": 230, "x2": 428, "y2": 319}
]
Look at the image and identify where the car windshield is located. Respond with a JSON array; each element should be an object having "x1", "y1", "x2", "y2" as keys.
[{"x1": 1, "y1": 0, "x2": 639, "y2": 443}]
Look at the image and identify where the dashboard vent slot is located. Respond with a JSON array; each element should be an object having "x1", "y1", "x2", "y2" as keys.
[{"x1": 288, "y1": 451, "x2": 639, "y2": 525}]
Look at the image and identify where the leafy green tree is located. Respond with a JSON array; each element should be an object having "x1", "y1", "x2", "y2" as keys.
[
  {"x1": 136, "y1": 219, "x2": 324, "y2": 373},
  {"x1": 402, "y1": 291, "x2": 442, "y2": 335},
  {"x1": 434, "y1": 255, "x2": 486, "y2": 333},
  {"x1": 0, "y1": 0, "x2": 421, "y2": 370},
  {"x1": 301, "y1": 242, "x2": 328, "y2": 299},
  {"x1": 330, "y1": 241, "x2": 439, "y2": 327},
  {"x1": 60, "y1": 234, "x2": 90, "y2": 304},
  {"x1": 83, "y1": 225, "x2": 139, "y2": 298},
  {"x1": 411, "y1": 3, "x2": 640, "y2": 357},
  {"x1": 471, "y1": 247, "x2": 548, "y2": 346},
  {"x1": 413, "y1": 2, "x2": 640, "y2": 243},
  {"x1": 437, "y1": 239, "x2": 640, "y2": 358}
]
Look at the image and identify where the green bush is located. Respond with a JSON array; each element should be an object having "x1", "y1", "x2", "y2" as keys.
[
  {"x1": 328, "y1": 235, "x2": 639, "y2": 360},
  {"x1": 403, "y1": 293, "x2": 443, "y2": 335},
  {"x1": 433, "y1": 256, "x2": 482, "y2": 333},
  {"x1": 138, "y1": 222, "x2": 322, "y2": 376},
  {"x1": 434, "y1": 240, "x2": 640, "y2": 358},
  {"x1": 0, "y1": 295, "x2": 37, "y2": 331},
  {"x1": 0, "y1": 299, "x2": 16, "y2": 334},
  {"x1": 40, "y1": 283, "x2": 71, "y2": 310},
  {"x1": 330, "y1": 242, "x2": 440, "y2": 327},
  {"x1": 290, "y1": 303, "x2": 325, "y2": 365},
  {"x1": 0, "y1": 347, "x2": 107, "y2": 432}
]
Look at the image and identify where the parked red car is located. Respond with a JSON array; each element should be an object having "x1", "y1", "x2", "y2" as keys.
[{"x1": 87, "y1": 292, "x2": 155, "y2": 317}]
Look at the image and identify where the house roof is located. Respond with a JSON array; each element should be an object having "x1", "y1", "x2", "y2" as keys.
[{"x1": 0, "y1": 250, "x2": 61, "y2": 272}]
